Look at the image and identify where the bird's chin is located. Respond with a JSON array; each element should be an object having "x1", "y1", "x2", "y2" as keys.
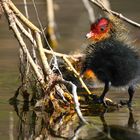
[{"x1": 86, "y1": 31, "x2": 94, "y2": 39}]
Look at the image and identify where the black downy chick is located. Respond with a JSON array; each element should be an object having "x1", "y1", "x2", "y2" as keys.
[{"x1": 81, "y1": 16, "x2": 140, "y2": 107}]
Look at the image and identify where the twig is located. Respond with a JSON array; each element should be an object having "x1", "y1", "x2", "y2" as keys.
[
  {"x1": 2, "y1": 0, "x2": 45, "y2": 86},
  {"x1": 32, "y1": 0, "x2": 52, "y2": 51},
  {"x1": 46, "y1": 0, "x2": 58, "y2": 48},
  {"x1": 14, "y1": 16, "x2": 37, "y2": 46},
  {"x1": 60, "y1": 79, "x2": 88, "y2": 124},
  {"x1": 8, "y1": 0, "x2": 41, "y2": 32},
  {"x1": 99, "y1": 0, "x2": 110, "y2": 9},
  {"x1": 82, "y1": 0, "x2": 95, "y2": 23},
  {"x1": 32, "y1": 0, "x2": 62, "y2": 77},
  {"x1": 46, "y1": 0, "x2": 55, "y2": 26},
  {"x1": 89, "y1": 0, "x2": 140, "y2": 28},
  {"x1": 0, "y1": 1, "x2": 4, "y2": 18},
  {"x1": 63, "y1": 56, "x2": 92, "y2": 95},
  {"x1": 44, "y1": 48, "x2": 82, "y2": 59},
  {"x1": 63, "y1": 56, "x2": 113, "y2": 102},
  {"x1": 35, "y1": 32, "x2": 52, "y2": 76},
  {"x1": 55, "y1": 85, "x2": 68, "y2": 103},
  {"x1": 23, "y1": 0, "x2": 38, "y2": 63}
]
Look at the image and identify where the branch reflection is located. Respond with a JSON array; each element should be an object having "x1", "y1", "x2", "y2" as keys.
[{"x1": 10, "y1": 100, "x2": 140, "y2": 140}]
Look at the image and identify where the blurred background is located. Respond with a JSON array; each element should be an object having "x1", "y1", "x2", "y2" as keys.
[{"x1": 0, "y1": 0, "x2": 140, "y2": 139}]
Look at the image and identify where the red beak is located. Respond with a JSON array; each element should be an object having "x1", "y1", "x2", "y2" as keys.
[{"x1": 86, "y1": 31, "x2": 94, "y2": 39}]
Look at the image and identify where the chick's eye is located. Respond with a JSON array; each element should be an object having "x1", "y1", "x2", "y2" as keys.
[{"x1": 100, "y1": 26, "x2": 106, "y2": 31}]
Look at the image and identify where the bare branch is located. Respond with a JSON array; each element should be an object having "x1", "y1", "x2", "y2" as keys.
[
  {"x1": 63, "y1": 57, "x2": 113, "y2": 102},
  {"x1": 55, "y1": 85, "x2": 68, "y2": 103},
  {"x1": 90, "y1": 0, "x2": 140, "y2": 28},
  {"x1": 8, "y1": 0, "x2": 41, "y2": 32},
  {"x1": 60, "y1": 79, "x2": 88, "y2": 124},
  {"x1": 44, "y1": 48, "x2": 82, "y2": 59},
  {"x1": 44, "y1": 51, "x2": 113, "y2": 102},
  {"x1": 23, "y1": 0, "x2": 38, "y2": 63},
  {"x1": 0, "y1": 1, "x2": 4, "y2": 18},
  {"x1": 14, "y1": 16, "x2": 37, "y2": 46},
  {"x1": 46, "y1": 0, "x2": 58, "y2": 48},
  {"x1": 82, "y1": 0, "x2": 95, "y2": 23},
  {"x1": 35, "y1": 32, "x2": 52, "y2": 76},
  {"x1": 2, "y1": 0, "x2": 45, "y2": 86},
  {"x1": 99, "y1": 0, "x2": 110, "y2": 9},
  {"x1": 63, "y1": 56, "x2": 92, "y2": 95}
]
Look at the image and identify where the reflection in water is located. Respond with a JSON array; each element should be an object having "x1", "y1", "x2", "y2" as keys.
[
  {"x1": 10, "y1": 100, "x2": 79, "y2": 139},
  {"x1": 9, "y1": 112, "x2": 14, "y2": 140},
  {"x1": 71, "y1": 111, "x2": 140, "y2": 140},
  {"x1": 98, "y1": 111, "x2": 140, "y2": 140},
  {"x1": 10, "y1": 100, "x2": 140, "y2": 140}
]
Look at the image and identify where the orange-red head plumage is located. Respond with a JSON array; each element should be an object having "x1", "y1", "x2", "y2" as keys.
[{"x1": 86, "y1": 18, "x2": 113, "y2": 42}]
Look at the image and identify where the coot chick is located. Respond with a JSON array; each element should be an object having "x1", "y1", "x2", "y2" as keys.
[{"x1": 81, "y1": 16, "x2": 140, "y2": 107}]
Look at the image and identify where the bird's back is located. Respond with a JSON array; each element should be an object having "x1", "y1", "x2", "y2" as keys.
[{"x1": 82, "y1": 38, "x2": 140, "y2": 87}]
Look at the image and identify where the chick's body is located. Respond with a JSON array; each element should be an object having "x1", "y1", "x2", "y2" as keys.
[
  {"x1": 81, "y1": 17, "x2": 140, "y2": 107},
  {"x1": 84, "y1": 38, "x2": 139, "y2": 87}
]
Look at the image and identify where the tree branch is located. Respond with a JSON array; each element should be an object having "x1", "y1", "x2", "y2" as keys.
[
  {"x1": 8, "y1": 0, "x2": 41, "y2": 32},
  {"x1": 63, "y1": 56, "x2": 92, "y2": 95},
  {"x1": 44, "y1": 48, "x2": 82, "y2": 60},
  {"x1": 2, "y1": 1, "x2": 45, "y2": 86},
  {"x1": 89, "y1": 0, "x2": 140, "y2": 28},
  {"x1": 14, "y1": 16, "x2": 37, "y2": 46},
  {"x1": 82, "y1": 0, "x2": 95, "y2": 23},
  {"x1": 60, "y1": 79, "x2": 88, "y2": 124},
  {"x1": 35, "y1": 32, "x2": 52, "y2": 76}
]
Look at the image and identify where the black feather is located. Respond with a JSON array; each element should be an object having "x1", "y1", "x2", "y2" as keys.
[{"x1": 82, "y1": 38, "x2": 140, "y2": 87}]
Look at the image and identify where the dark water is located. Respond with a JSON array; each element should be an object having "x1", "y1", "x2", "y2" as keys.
[{"x1": 0, "y1": 0, "x2": 140, "y2": 139}]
